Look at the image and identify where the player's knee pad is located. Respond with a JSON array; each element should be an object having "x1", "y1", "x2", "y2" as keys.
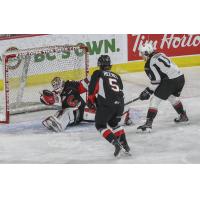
[
  {"x1": 168, "y1": 95, "x2": 181, "y2": 106},
  {"x1": 149, "y1": 95, "x2": 162, "y2": 109}
]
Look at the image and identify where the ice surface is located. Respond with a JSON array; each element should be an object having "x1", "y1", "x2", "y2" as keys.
[{"x1": 0, "y1": 67, "x2": 200, "y2": 163}]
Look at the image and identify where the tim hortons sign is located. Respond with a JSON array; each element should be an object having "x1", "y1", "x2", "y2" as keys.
[{"x1": 128, "y1": 34, "x2": 200, "y2": 61}]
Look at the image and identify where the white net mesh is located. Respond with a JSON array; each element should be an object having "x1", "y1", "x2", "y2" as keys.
[{"x1": 4, "y1": 45, "x2": 89, "y2": 115}]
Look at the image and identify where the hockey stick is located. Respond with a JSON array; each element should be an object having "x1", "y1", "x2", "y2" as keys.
[
  {"x1": 124, "y1": 97, "x2": 140, "y2": 106},
  {"x1": 122, "y1": 97, "x2": 140, "y2": 125}
]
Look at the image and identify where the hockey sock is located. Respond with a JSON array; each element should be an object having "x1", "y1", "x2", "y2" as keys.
[
  {"x1": 112, "y1": 126, "x2": 125, "y2": 138},
  {"x1": 119, "y1": 134, "x2": 128, "y2": 145},
  {"x1": 99, "y1": 128, "x2": 117, "y2": 143},
  {"x1": 111, "y1": 126, "x2": 129, "y2": 147},
  {"x1": 146, "y1": 108, "x2": 157, "y2": 122},
  {"x1": 173, "y1": 101, "x2": 185, "y2": 115}
]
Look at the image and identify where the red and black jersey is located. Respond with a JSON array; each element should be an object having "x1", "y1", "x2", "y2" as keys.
[
  {"x1": 63, "y1": 78, "x2": 89, "y2": 95},
  {"x1": 88, "y1": 70, "x2": 124, "y2": 106},
  {"x1": 61, "y1": 87, "x2": 83, "y2": 109},
  {"x1": 60, "y1": 78, "x2": 89, "y2": 109}
]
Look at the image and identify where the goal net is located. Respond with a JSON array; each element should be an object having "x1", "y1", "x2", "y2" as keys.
[{"x1": 0, "y1": 44, "x2": 89, "y2": 123}]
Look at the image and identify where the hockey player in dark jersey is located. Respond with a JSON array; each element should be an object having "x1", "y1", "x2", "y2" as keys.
[
  {"x1": 137, "y1": 43, "x2": 189, "y2": 133},
  {"x1": 87, "y1": 55, "x2": 130, "y2": 157},
  {"x1": 40, "y1": 76, "x2": 133, "y2": 132},
  {"x1": 40, "y1": 77, "x2": 91, "y2": 132}
]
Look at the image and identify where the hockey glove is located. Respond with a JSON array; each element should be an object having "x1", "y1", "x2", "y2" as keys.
[
  {"x1": 139, "y1": 87, "x2": 154, "y2": 100},
  {"x1": 40, "y1": 90, "x2": 56, "y2": 105}
]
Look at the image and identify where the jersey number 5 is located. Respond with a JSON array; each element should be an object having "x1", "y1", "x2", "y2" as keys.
[{"x1": 109, "y1": 78, "x2": 120, "y2": 92}]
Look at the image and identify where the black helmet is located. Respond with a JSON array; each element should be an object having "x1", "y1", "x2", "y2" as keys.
[{"x1": 97, "y1": 55, "x2": 112, "y2": 70}]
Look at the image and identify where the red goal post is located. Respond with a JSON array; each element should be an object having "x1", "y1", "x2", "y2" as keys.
[{"x1": 0, "y1": 44, "x2": 89, "y2": 124}]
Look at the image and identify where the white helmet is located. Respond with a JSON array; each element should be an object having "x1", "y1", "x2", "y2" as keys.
[{"x1": 138, "y1": 43, "x2": 155, "y2": 60}]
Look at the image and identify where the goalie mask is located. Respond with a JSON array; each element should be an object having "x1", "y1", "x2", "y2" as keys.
[
  {"x1": 97, "y1": 55, "x2": 112, "y2": 70},
  {"x1": 51, "y1": 77, "x2": 64, "y2": 92},
  {"x1": 138, "y1": 43, "x2": 155, "y2": 61}
]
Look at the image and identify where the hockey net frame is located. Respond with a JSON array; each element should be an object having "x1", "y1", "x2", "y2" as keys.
[{"x1": 0, "y1": 44, "x2": 89, "y2": 124}]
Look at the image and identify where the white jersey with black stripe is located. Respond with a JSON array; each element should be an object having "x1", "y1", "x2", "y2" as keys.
[{"x1": 145, "y1": 53, "x2": 183, "y2": 85}]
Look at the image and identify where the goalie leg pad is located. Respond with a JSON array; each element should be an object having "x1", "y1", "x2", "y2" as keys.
[
  {"x1": 42, "y1": 117, "x2": 54, "y2": 131},
  {"x1": 56, "y1": 108, "x2": 76, "y2": 126},
  {"x1": 42, "y1": 116, "x2": 62, "y2": 132},
  {"x1": 47, "y1": 108, "x2": 76, "y2": 132}
]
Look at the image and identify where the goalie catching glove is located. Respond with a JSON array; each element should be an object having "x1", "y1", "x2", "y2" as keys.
[
  {"x1": 40, "y1": 90, "x2": 58, "y2": 105},
  {"x1": 139, "y1": 87, "x2": 154, "y2": 100}
]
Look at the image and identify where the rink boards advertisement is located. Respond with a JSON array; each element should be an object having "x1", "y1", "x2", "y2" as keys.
[
  {"x1": 128, "y1": 34, "x2": 200, "y2": 61},
  {"x1": 0, "y1": 34, "x2": 127, "y2": 89},
  {"x1": 0, "y1": 34, "x2": 200, "y2": 86},
  {"x1": 0, "y1": 34, "x2": 127, "y2": 71}
]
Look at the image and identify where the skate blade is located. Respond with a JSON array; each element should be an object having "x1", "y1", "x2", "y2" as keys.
[
  {"x1": 123, "y1": 151, "x2": 132, "y2": 156},
  {"x1": 115, "y1": 148, "x2": 132, "y2": 158},
  {"x1": 136, "y1": 128, "x2": 152, "y2": 133},
  {"x1": 174, "y1": 120, "x2": 190, "y2": 125}
]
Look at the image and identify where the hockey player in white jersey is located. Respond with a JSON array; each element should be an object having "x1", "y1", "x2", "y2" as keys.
[{"x1": 137, "y1": 43, "x2": 189, "y2": 133}]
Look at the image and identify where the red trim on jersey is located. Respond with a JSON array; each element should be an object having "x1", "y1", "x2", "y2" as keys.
[
  {"x1": 78, "y1": 82, "x2": 87, "y2": 94},
  {"x1": 114, "y1": 129, "x2": 125, "y2": 137},
  {"x1": 78, "y1": 78, "x2": 90, "y2": 94},
  {"x1": 88, "y1": 95, "x2": 96, "y2": 104},
  {"x1": 148, "y1": 108, "x2": 157, "y2": 113},
  {"x1": 88, "y1": 79, "x2": 99, "y2": 103},
  {"x1": 102, "y1": 129, "x2": 112, "y2": 138},
  {"x1": 94, "y1": 80, "x2": 99, "y2": 95}
]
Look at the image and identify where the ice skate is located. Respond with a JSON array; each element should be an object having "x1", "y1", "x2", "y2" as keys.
[
  {"x1": 113, "y1": 140, "x2": 122, "y2": 157},
  {"x1": 137, "y1": 119, "x2": 152, "y2": 133},
  {"x1": 119, "y1": 135, "x2": 131, "y2": 153},
  {"x1": 174, "y1": 111, "x2": 189, "y2": 124},
  {"x1": 121, "y1": 142, "x2": 131, "y2": 156}
]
